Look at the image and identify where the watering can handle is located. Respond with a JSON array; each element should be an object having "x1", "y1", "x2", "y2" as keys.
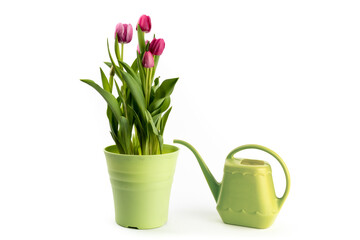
[{"x1": 226, "y1": 144, "x2": 290, "y2": 209}]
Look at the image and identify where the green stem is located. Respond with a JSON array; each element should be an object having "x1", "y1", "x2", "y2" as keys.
[
  {"x1": 121, "y1": 43, "x2": 124, "y2": 61},
  {"x1": 149, "y1": 67, "x2": 154, "y2": 85},
  {"x1": 144, "y1": 68, "x2": 147, "y2": 105},
  {"x1": 148, "y1": 67, "x2": 154, "y2": 106},
  {"x1": 145, "y1": 68, "x2": 151, "y2": 106},
  {"x1": 119, "y1": 43, "x2": 124, "y2": 71}
]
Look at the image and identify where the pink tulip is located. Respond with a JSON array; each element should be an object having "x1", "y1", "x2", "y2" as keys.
[
  {"x1": 114, "y1": 23, "x2": 133, "y2": 43},
  {"x1": 149, "y1": 38, "x2": 165, "y2": 56},
  {"x1": 137, "y1": 15, "x2": 151, "y2": 33},
  {"x1": 142, "y1": 51, "x2": 154, "y2": 68}
]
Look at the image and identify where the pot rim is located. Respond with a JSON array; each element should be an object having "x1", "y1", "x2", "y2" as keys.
[{"x1": 104, "y1": 144, "x2": 179, "y2": 158}]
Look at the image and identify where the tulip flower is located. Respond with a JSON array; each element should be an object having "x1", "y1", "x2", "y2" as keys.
[
  {"x1": 142, "y1": 51, "x2": 154, "y2": 68},
  {"x1": 149, "y1": 38, "x2": 165, "y2": 56},
  {"x1": 137, "y1": 15, "x2": 151, "y2": 33},
  {"x1": 114, "y1": 23, "x2": 133, "y2": 43}
]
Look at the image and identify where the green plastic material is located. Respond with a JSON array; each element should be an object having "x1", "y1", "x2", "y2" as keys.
[
  {"x1": 174, "y1": 140, "x2": 290, "y2": 229},
  {"x1": 104, "y1": 144, "x2": 179, "y2": 229}
]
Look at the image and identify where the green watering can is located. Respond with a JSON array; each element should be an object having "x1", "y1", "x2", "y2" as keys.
[{"x1": 174, "y1": 140, "x2": 290, "y2": 229}]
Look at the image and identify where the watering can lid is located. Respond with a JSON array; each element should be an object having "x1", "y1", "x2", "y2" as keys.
[{"x1": 224, "y1": 158, "x2": 271, "y2": 173}]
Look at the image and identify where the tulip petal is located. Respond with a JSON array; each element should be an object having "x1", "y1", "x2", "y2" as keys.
[
  {"x1": 149, "y1": 38, "x2": 165, "y2": 56},
  {"x1": 142, "y1": 51, "x2": 154, "y2": 68},
  {"x1": 126, "y1": 24, "x2": 133, "y2": 43},
  {"x1": 137, "y1": 14, "x2": 151, "y2": 33},
  {"x1": 115, "y1": 23, "x2": 133, "y2": 43}
]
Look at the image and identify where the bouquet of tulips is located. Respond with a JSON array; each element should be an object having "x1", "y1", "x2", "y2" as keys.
[{"x1": 81, "y1": 15, "x2": 178, "y2": 155}]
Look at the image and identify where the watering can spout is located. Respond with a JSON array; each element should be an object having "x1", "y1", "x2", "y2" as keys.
[{"x1": 174, "y1": 140, "x2": 221, "y2": 202}]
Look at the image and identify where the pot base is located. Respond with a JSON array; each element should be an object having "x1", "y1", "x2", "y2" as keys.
[{"x1": 116, "y1": 220, "x2": 167, "y2": 230}]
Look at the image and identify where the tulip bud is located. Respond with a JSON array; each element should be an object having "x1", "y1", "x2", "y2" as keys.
[
  {"x1": 142, "y1": 51, "x2": 154, "y2": 68},
  {"x1": 149, "y1": 38, "x2": 165, "y2": 56},
  {"x1": 115, "y1": 23, "x2": 133, "y2": 43},
  {"x1": 137, "y1": 15, "x2": 151, "y2": 33}
]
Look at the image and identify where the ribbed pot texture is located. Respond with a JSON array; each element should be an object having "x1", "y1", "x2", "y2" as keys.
[{"x1": 104, "y1": 144, "x2": 179, "y2": 229}]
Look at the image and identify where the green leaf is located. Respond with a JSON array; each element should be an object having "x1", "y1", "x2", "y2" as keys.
[
  {"x1": 155, "y1": 78, "x2": 179, "y2": 99},
  {"x1": 150, "y1": 77, "x2": 161, "y2": 103},
  {"x1": 109, "y1": 75, "x2": 114, "y2": 93},
  {"x1": 149, "y1": 98, "x2": 165, "y2": 113},
  {"x1": 151, "y1": 97, "x2": 170, "y2": 116},
  {"x1": 119, "y1": 116, "x2": 131, "y2": 154},
  {"x1": 160, "y1": 107, "x2": 172, "y2": 136},
  {"x1": 80, "y1": 79, "x2": 122, "y2": 123},
  {"x1": 145, "y1": 110, "x2": 159, "y2": 136},
  {"x1": 120, "y1": 71, "x2": 146, "y2": 114},
  {"x1": 107, "y1": 39, "x2": 121, "y2": 83},
  {"x1": 137, "y1": 51, "x2": 146, "y2": 84},
  {"x1": 107, "y1": 106, "x2": 118, "y2": 136},
  {"x1": 154, "y1": 55, "x2": 160, "y2": 70},
  {"x1": 100, "y1": 68, "x2": 110, "y2": 92},
  {"x1": 114, "y1": 80, "x2": 126, "y2": 106},
  {"x1": 107, "y1": 41, "x2": 126, "y2": 84},
  {"x1": 154, "y1": 77, "x2": 160, "y2": 87},
  {"x1": 137, "y1": 25, "x2": 145, "y2": 53},
  {"x1": 107, "y1": 105, "x2": 120, "y2": 153},
  {"x1": 114, "y1": 35, "x2": 121, "y2": 62},
  {"x1": 157, "y1": 135, "x2": 164, "y2": 154},
  {"x1": 152, "y1": 55, "x2": 160, "y2": 80},
  {"x1": 110, "y1": 131, "x2": 124, "y2": 154},
  {"x1": 159, "y1": 97, "x2": 171, "y2": 113},
  {"x1": 112, "y1": 65, "x2": 125, "y2": 83},
  {"x1": 131, "y1": 58, "x2": 138, "y2": 72},
  {"x1": 131, "y1": 129, "x2": 141, "y2": 155},
  {"x1": 106, "y1": 39, "x2": 120, "y2": 90},
  {"x1": 104, "y1": 62, "x2": 112, "y2": 68},
  {"x1": 114, "y1": 80, "x2": 128, "y2": 119},
  {"x1": 118, "y1": 60, "x2": 141, "y2": 86},
  {"x1": 152, "y1": 113, "x2": 162, "y2": 126},
  {"x1": 107, "y1": 39, "x2": 116, "y2": 66},
  {"x1": 114, "y1": 80, "x2": 121, "y2": 96},
  {"x1": 127, "y1": 104, "x2": 144, "y2": 135}
]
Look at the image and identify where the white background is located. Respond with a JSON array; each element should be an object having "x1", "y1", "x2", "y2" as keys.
[{"x1": 1, "y1": 0, "x2": 359, "y2": 239}]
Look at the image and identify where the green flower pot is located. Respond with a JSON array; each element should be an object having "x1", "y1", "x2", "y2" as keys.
[{"x1": 104, "y1": 144, "x2": 179, "y2": 229}]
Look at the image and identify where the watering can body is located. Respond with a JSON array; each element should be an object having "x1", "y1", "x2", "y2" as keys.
[
  {"x1": 174, "y1": 140, "x2": 290, "y2": 229},
  {"x1": 217, "y1": 158, "x2": 279, "y2": 228}
]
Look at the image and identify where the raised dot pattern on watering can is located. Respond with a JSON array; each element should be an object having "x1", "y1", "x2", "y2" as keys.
[{"x1": 217, "y1": 207, "x2": 278, "y2": 216}]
